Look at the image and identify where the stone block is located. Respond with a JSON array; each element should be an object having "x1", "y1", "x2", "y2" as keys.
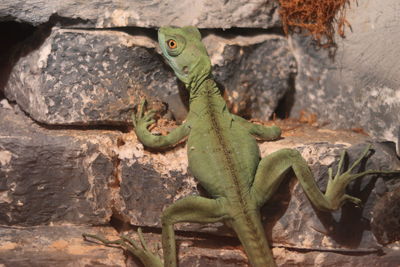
[
  {"x1": 0, "y1": 0, "x2": 280, "y2": 29},
  {"x1": 5, "y1": 28, "x2": 177, "y2": 125},
  {"x1": 0, "y1": 225, "x2": 126, "y2": 267},
  {"x1": 116, "y1": 123, "x2": 400, "y2": 252},
  {"x1": 5, "y1": 28, "x2": 296, "y2": 125},
  {"x1": 0, "y1": 105, "x2": 118, "y2": 225}
]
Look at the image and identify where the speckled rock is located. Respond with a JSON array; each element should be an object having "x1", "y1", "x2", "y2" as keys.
[
  {"x1": 0, "y1": 104, "x2": 119, "y2": 225},
  {"x1": 265, "y1": 142, "x2": 400, "y2": 251},
  {"x1": 0, "y1": 225, "x2": 400, "y2": 267},
  {"x1": 371, "y1": 186, "x2": 400, "y2": 245},
  {"x1": 4, "y1": 28, "x2": 177, "y2": 125},
  {"x1": 0, "y1": 0, "x2": 280, "y2": 29},
  {"x1": 0, "y1": 225, "x2": 126, "y2": 267},
  {"x1": 273, "y1": 245, "x2": 400, "y2": 267},
  {"x1": 288, "y1": 0, "x2": 400, "y2": 151},
  {"x1": 5, "y1": 28, "x2": 296, "y2": 125},
  {"x1": 113, "y1": 133, "x2": 199, "y2": 228},
  {"x1": 114, "y1": 123, "x2": 400, "y2": 253},
  {"x1": 204, "y1": 33, "x2": 297, "y2": 120}
]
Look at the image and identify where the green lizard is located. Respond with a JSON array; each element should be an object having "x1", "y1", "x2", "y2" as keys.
[{"x1": 84, "y1": 26, "x2": 400, "y2": 267}]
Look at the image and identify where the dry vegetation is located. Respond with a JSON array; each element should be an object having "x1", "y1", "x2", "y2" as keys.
[{"x1": 278, "y1": 0, "x2": 354, "y2": 50}]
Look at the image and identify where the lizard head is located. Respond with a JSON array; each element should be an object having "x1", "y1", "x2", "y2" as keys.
[{"x1": 158, "y1": 26, "x2": 211, "y2": 89}]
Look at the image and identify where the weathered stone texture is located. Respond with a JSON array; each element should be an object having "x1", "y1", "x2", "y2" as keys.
[
  {"x1": 1, "y1": 100, "x2": 399, "y2": 265},
  {"x1": 205, "y1": 33, "x2": 297, "y2": 119},
  {"x1": 0, "y1": 225, "x2": 126, "y2": 267},
  {"x1": 289, "y1": 0, "x2": 400, "y2": 150},
  {"x1": 5, "y1": 28, "x2": 296, "y2": 125},
  {"x1": 2, "y1": 224, "x2": 398, "y2": 267},
  {"x1": 372, "y1": 186, "x2": 400, "y2": 245},
  {"x1": 0, "y1": 0, "x2": 281, "y2": 29},
  {"x1": 0, "y1": 104, "x2": 118, "y2": 225},
  {"x1": 116, "y1": 122, "x2": 400, "y2": 252},
  {"x1": 1, "y1": 1, "x2": 399, "y2": 265},
  {"x1": 273, "y1": 246, "x2": 400, "y2": 267},
  {"x1": 266, "y1": 142, "x2": 400, "y2": 251},
  {"x1": 113, "y1": 134, "x2": 198, "y2": 228},
  {"x1": 5, "y1": 28, "x2": 177, "y2": 125}
]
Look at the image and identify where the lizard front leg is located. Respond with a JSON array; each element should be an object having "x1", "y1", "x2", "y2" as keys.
[
  {"x1": 251, "y1": 146, "x2": 400, "y2": 211},
  {"x1": 133, "y1": 99, "x2": 191, "y2": 148},
  {"x1": 233, "y1": 114, "x2": 281, "y2": 141}
]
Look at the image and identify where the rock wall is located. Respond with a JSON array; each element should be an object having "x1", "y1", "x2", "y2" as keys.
[
  {"x1": 0, "y1": 0, "x2": 281, "y2": 28},
  {"x1": 289, "y1": 0, "x2": 400, "y2": 151},
  {"x1": 0, "y1": 1, "x2": 400, "y2": 266}
]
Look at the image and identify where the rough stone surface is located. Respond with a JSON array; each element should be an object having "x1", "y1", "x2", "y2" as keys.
[
  {"x1": 5, "y1": 28, "x2": 177, "y2": 125},
  {"x1": 1, "y1": 100, "x2": 399, "y2": 265},
  {"x1": 0, "y1": 104, "x2": 118, "y2": 225},
  {"x1": 371, "y1": 186, "x2": 400, "y2": 245},
  {"x1": 0, "y1": 225, "x2": 126, "y2": 267},
  {"x1": 113, "y1": 132, "x2": 199, "y2": 229},
  {"x1": 265, "y1": 142, "x2": 400, "y2": 251},
  {"x1": 1, "y1": 1, "x2": 399, "y2": 263},
  {"x1": 1, "y1": 224, "x2": 398, "y2": 267},
  {"x1": 0, "y1": 0, "x2": 281, "y2": 29},
  {"x1": 289, "y1": 0, "x2": 400, "y2": 151},
  {"x1": 5, "y1": 28, "x2": 296, "y2": 125},
  {"x1": 204, "y1": 33, "x2": 297, "y2": 120},
  {"x1": 273, "y1": 245, "x2": 400, "y2": 267},
  {"x1": 116, "y1": 120, "x2": 400, "y2": 253}
]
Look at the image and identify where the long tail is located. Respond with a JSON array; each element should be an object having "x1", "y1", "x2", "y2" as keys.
[{"x1": 231, "y1": 211, "x2": 277, "y2": 267}]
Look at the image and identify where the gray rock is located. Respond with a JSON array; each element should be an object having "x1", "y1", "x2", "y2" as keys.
[
  {"x1": 274, "y1": 246, "x2": 400, "y2": 267},
  {"x1": 0, "y1": 0, "x2": 280, "y2": 29},
  {"x1": 205, "y1": 34, "x2": 297, "y2": 119},
  {"x1": 267, "y1": 142, "x2": 400, "y2": 251},
  {"x1": 288, "y1": 0, "x2": 400, "y2": 150},
  {"x1": 114, "y1": 139, "x2": 200, "y2": 228},
  {"x1": 5, "y1": 28, "x2": 296, "y2": 125},
  {"x1": 116, "y1": 127, "x2": 400, "y2": 252},
  {"x1": 0, "y1": 225, "x2": 126, "y2": 267},
  {"x1": 371, "y1": 186, "x2": 400, "y2": 245},
  {"x1": 0, "y1": 105, "x2": 118, "y2": 225},
  {"x1": 7, "y1": 223, "x2": 398, "y2": 267},
  {"x1": 5, "y1": 28, "x2": 177, "y2": 125}
]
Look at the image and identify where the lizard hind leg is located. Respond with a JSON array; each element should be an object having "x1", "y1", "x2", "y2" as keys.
[
  {"x1": 161, "y1": 196, "x2": 230, "y2": 267},
  {"x1": 251, "y1": 146, "x2": 400, "y2": 212},
  {"x1": 251, "y1": 148, "x2": 338, "y2": 212},
  {"x1": 250, "y1": 148, "x2": 309, "y2": 208}
]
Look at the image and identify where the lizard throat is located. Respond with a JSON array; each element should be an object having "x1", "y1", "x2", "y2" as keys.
[{"x1": 189, "y1": 78, "x2": 220, "y2": 104}]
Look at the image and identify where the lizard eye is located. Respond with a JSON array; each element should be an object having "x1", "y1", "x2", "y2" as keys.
[
  {"x1": 167, "y1": 39, "x2": 177, "y2": 49},
  {"x1": 163, "y1": 35, "x2": 185, "y2": 56}
]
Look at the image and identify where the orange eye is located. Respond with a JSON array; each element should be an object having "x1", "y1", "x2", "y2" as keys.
[{"x1": 167, "y1": 39, "x2": 177, "y2": 49}]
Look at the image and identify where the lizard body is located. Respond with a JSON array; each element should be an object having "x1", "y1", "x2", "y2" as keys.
[{"x1": 84, "y1": 26, "x2": 400, "y2": 267}]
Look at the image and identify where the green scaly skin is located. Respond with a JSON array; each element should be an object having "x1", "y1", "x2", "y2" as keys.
[{"x1": 83, "y1": 26, "x2": 400, "y2": 267}]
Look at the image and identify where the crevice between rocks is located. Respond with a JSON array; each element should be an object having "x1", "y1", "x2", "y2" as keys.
[
  {"x1": 0, "y1": 21, "x2": 37, "y2": 99},
  {"x1": 65, "y1": 25, "x2": 159, "y2": 41},
  {"x1": 33, "y1": 119, "x2": 131, "y2": 133},
  {"x1": 12, "y1": 102, "x2": 132, "y2": 132},
  {"x1": 278, "y1": 245, "x2": 382, "y2": 256},
  {"x1": 273, "y1": 71, "x2": 297, "y2": 119},
  {"x1": 61, "y1": 26, "x2": 285, "y2": 41}
]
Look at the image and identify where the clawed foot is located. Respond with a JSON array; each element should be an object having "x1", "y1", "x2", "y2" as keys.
[
  {"x1": 325, "y1": 144, "x2": 400, "y2": 209},
  {"x1": 83, "y1": 228, "x2": 162, "y2": 267},
  {"x1": 132, "y1": 99, "x2": 156, "y2": 129}
]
